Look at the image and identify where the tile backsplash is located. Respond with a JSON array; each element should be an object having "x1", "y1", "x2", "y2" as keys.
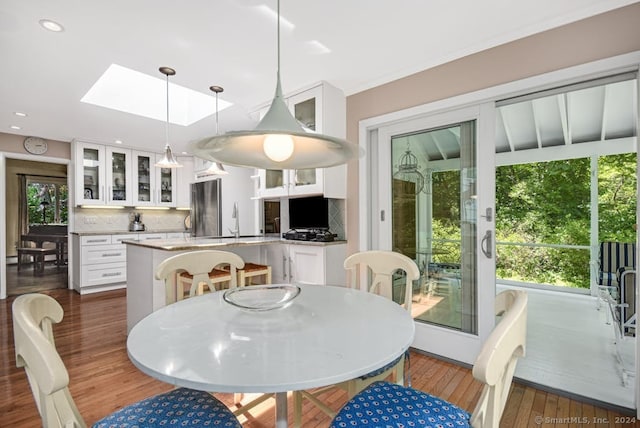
[
  {"x1": 73, "y1": 208, "x2": 190, "y2": 232},
  {"x1": 328, "y1": 198, "x2": 345, "y2": 240}
]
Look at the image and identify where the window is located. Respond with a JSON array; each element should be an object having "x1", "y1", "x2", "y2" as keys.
[{"x1": 27, "y1": 177, "x2": 68, "y2": 226}]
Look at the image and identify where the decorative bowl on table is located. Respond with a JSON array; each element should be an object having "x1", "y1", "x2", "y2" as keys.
[{"x1": 223, "y1": 284, "x2": 301, "y2": 311}]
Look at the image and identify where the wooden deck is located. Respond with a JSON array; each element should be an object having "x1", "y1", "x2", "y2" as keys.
[{"x1": 0, "y1": 288, "x2": 636, "y2": 427}]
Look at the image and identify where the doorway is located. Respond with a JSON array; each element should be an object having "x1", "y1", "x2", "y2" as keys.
[{"x1": 3, "y1": 158, "x2": 70, "y2": 297}]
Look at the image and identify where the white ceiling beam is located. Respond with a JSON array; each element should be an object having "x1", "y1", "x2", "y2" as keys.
[
  {"x1": 560, "y1": 93, "x2": 572, "y2": 145},
  {"x1": 601, "y1": 84, "x2": 611, "y2": 141},
  {"x1": 496, "y1": 136, "x2": 635, "y2": 166},
  {"x1": 424, "y1": 136, "x2": 636, "y2": 172},
  {"x1": 531, "y1": 99, "x2": 543, "y2": 149},
  {"x1": 430, "y1": 132, "x2": 448, "y2": 160},
  {"x1": 497, "y1": 108, "x2": 516, "y2": 152}
]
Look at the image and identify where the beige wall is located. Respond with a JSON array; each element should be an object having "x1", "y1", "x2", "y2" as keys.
[
  {"x1": 0, "y1": 132, "x2": 71, "y2": 159},
  {"x1": 2, "y1": 133, "x2": 71, "y2": 257},
  {"x1": 345, "y1": 3, "x2": 640, "y2": 253}
]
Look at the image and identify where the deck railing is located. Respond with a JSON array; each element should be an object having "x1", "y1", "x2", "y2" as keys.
[{"x1": 428, "y1": 239, "x2": 591, "y2": 290}]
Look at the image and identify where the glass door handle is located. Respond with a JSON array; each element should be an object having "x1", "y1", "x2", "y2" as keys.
[{"x1": 481, "y1": 230, "x2": 493, "y2": 259}]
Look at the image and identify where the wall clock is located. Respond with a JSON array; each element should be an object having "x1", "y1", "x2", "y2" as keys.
[{"x1": 23, "y1": 137, "x2": 48, "y2": 155}]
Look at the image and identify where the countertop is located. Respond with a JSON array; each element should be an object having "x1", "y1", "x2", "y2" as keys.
[
  {"x1": 71, "y1": 230, "x2": 189, "y2": 236},
  {"x1": 122, "y1": 235, "x2": 347, "y2": 251}
]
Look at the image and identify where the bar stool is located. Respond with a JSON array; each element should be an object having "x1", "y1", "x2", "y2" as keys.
[
  {"x1": 176, "y1": 268, "x2": 232, "y2": 301},
  {"x1": 224, "y1": 262, "x2": 272, "y2": 287},
  {"x1": 155, "y1": 250, "x2": 244, "y2": 304}
]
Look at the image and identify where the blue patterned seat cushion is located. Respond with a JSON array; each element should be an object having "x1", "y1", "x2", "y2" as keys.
[
  {"x1": 360, "y1": 353, "x2": 404, "y2": 380},
  {"x1": 330, "y1": 381, "x2": 470, "y2": 428},
  {"x1": 93, "y1": 387, "x2": 241, "y2": 428}
]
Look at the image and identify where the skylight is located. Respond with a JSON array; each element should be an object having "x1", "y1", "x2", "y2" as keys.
[{"x1": 81, "y1": 64, "x2": 231, "y2": 126}]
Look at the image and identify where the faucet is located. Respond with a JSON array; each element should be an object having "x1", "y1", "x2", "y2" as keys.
[{"x1": 229, "y1": 202, "x2": 239, "y2": 238}]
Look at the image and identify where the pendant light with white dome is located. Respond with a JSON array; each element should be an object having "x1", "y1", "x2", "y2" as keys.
[
  {"x1": 155, "y1": 67, "x2": 183, "y2": 168},
  {"x1": 203, "y1": 85, "x2": 229, "y2": 176},
  {"x1": 190, "y1": 0, "x2": 360, "y2": 170}
]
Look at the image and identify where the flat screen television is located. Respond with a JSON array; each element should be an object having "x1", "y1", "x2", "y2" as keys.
[{"x1": 288, "y1": 196, "x2": 329, "y2": 230}]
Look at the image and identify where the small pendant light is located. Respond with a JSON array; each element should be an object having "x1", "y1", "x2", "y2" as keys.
[
  {"x1": 204, "y1": 85, "x2": 229, "y2": 175},
  {"x1": 155, "y1": 67, "x2": 183, "y2": 168},
  {"x1": 190, "y1": 0, "x2": 361, "y2": 170},
  {"x1": 393, "y1": 145, "x2": 424, "y2": 194}
]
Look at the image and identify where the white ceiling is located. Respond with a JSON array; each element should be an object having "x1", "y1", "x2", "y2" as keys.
[
  {"x1": 2, "y1": 0, "x2": 638, "y2": 155},
  {"x1": 393, "y1": 78, "x2": 638, "y2": 174}
]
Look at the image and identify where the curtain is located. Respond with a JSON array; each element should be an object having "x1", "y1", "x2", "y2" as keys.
[{"x1": 17, "y1": 175, "x2": 29, "y2": 260}]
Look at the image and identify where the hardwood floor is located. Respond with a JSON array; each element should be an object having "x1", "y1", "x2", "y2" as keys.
[
  {"x1": 6, "y1": 262, "x2": 68, "y2": 296},
  {"x1": 0, "y1": 288, "x2": 636, "y2": 427}
]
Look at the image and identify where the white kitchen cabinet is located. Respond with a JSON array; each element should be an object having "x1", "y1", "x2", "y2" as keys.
[
  {"x1": 72, "y1": 234, "x2": 130, "y2": 294},
  {"x1": 74, "y1": 142, "x2": 137, "y2": 207},
  {"x1": 166, "y1": 232, "x2": 189, "y2": 239},
  {"x1": 257, "y1": 168, "x2": 327, "y2": 198},
  {"x1": 254, "y1": 82, "x2": 347, "y2": 199},
  {"x1": 132, "y1": 151, "x2": 177, "y2": 207},
  {"x1": 137, "y1": 233, "x2": 167, "y2": 242},
  {"x1": 74, "y1": 141, "x2": 183, "y2": 208},
  {"x1": 175, "y1": 156, "x2": 194, "y2": 209},
  {"x1": 75, "y1": 142, "x2": 106, "y2": 206},
  {"x1": 193, "y1": 157, "x2": 220, "y2": 179},
  {"x1": 258, "y1": 169, "x2": 288, "y2": 198},
  {"x1": 105, "y1": 146, "x2": 133, "y2": 206},
  {"x1": 265, "y1": 242, "x2": 346, "y2": 286},
  {"x1": 72, "y1": 232, "x2": 179, "y2": 294},
  {"x1": 156, "y1": 154, "x2": 177, "y2": 207}
]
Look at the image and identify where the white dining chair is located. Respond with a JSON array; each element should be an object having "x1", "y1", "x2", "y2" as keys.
[
  {"x1": 155, "y1": 250, "x2": 275, "y2": 417},
  {"x1": 329, "y1": 289, "x2": 528, "y2": 428},
  {"x1": 293, "y1": 250, "x2": 420, "y2": 427},
  {"x1": 155, "y1": 250, "x2": 245, "y2": 304},
  {"x1": 12, "y1": 293, "x2": 242, "y2": 428}
]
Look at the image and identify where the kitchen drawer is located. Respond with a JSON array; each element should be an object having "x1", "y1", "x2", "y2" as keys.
[
  {"x1": 166, "y1": 232, "x2": 187, "y2": 239},
  {"x1": 80, "y1": 235, "x2": 112, "y2": 245},
  {"x1": 83, "y1": 244, "x2": 127, "y2": 265},
  {"x1": 81, "y1": 262, "x2": 127, "y2": 287},
  {"x1": 112, "y1": 234, "x2": 139, "y2": 244},
  {"x1": 138, "y1": 233, "x2": 167, "y2": 241}
]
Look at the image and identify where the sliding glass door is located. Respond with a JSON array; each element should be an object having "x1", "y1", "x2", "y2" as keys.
[{"x1": 374, "y1": 104, "x2": 496, "y2": 363}]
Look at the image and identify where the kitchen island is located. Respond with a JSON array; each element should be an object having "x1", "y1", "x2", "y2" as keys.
[{"x1": 123, "y1": 236, "x2": 346, "y2": 332}]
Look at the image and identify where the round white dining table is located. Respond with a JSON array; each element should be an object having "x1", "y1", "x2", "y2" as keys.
[{"x1": 127, "y1": 283, "x2": 415, "y2": 428}]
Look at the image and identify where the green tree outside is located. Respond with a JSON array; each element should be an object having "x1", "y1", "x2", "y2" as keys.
[{"x1": 429, "y1": 153, "x2": 636, "y2": 289}]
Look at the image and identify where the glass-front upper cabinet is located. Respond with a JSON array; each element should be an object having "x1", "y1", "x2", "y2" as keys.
[
  {"x1": 287, "y1": 87, "x2": 323, "y2": 196},
  {"x1": 258, "y1": 169, "x2": 287, "y2": 198},
  {"x1": 105, "y1": 146, "x2": 132, "y2": 206},
  {"x1": 253, "y1": 82, "x2": 346, "y2": 199},
  {"x1": 133, "y1": 151, "x2": 154, "y2": 207},
  {"x1": 156, "y1": 154, "x2": 177, "y2": 207},
  {"x1": 75, "y1": 142, "x2": 105, "y2": 206},
  {"x1": 75, "y1": 141, "x2": 136, "y2": 206},
  {"x1": 132, "y1": 150, "x2": 177, "y2": 207}
]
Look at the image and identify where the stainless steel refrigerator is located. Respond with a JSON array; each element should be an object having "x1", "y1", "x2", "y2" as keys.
[{"x1": 190, "y1": 180, "x2": 221, "y2": 237}]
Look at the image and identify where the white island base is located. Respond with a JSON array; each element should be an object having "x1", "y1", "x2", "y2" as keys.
[{"x1": 124, "y1": 236, "x2": 346, "y2": 332}]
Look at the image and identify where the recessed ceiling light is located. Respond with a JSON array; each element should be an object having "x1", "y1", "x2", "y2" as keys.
[
  {"x1": 14, "y1": 112, "x2": 28, "y2": 117},
  {"x1": 10, "y1": 125, "x2": 21, "y2": 130},
  {"x1": 114, "y1": 139, "x2": 123, "y2": 144},
  {"x1": 81, "y1": 64, "x2": 232, "y2": 126},
  {"x1": 39, "y1": 19, "x2": 65, "y2": 32}
]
